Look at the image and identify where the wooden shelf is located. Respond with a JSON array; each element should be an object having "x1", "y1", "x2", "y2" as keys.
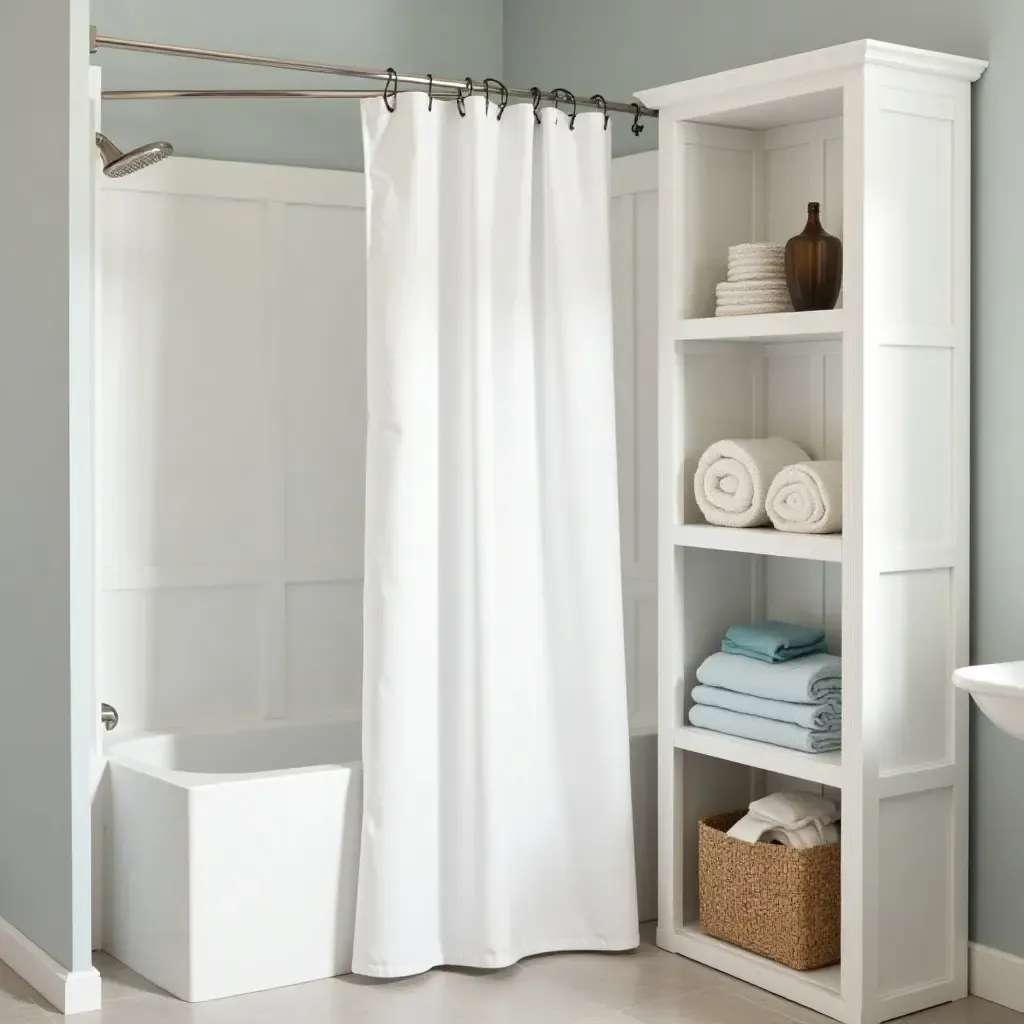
[
  {"x1": 675, "y1": 308, "x2": 843, "y2": 343},
  {"x1": 658, "y1": 924, "x2": 843, "y2": 1019},
  {"x1": 673, "y1": 524, "x2": 842, "y2": 563},
  {"x1": 674, "y1": 725, "x2": 842, "y2": 788}
]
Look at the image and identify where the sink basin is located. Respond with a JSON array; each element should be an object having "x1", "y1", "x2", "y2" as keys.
[{"x1": 953, "y1": 662, "x2": 1024, "y2": 740}]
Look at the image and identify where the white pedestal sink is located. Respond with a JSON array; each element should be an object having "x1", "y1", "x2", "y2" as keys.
[{"x1": 953, "y1": 662, "x2": 1024, "y2": 740}]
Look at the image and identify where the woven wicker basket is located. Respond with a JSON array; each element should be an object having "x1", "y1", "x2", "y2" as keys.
[{"x1": 698, "y1": 811, "x2": 840, "y2": 971}]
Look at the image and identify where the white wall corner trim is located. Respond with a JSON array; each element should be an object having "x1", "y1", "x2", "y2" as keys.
[
  {"x1": 0, "y1": 917, "x2": 102, "y2": 1015},
  {"x1": 969, "y1": 942, "x2": 1024, "y2": 1013}
]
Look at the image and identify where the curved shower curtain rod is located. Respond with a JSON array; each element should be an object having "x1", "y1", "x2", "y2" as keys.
[{"x1": 90, "y1": 29, "x2": 658, "y2": 125}]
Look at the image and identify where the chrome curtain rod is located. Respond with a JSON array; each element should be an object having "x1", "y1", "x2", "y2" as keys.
[
  {"x1": 90, "y1": 30, "x2": 658, "y2": 122},
  {"x1": 103, "y1": 88, "x2": 461, "y2": 101}
]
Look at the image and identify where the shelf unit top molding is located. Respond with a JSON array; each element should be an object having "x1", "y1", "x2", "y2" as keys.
[{"x1": 634, "y1": 40, "x2": 988, "y2": 111}]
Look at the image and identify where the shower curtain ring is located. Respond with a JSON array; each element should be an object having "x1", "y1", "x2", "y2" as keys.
[
  {"x1": 427, "y1": 73, "x2": 433, "y2": 111},
  {"x1": 631, "y1": 103, "x2": 645, "y2": 136},
  {"x1": 552, "y1": 88, "x2": 576, "y2": 129},
  {"x1": 483, "y1": 77, "x2": 508, "y2": 119},
  {"x1": 530, "y1": 86, "x2": 542, "y2": 124},
  {"x1": 383, "y1": 67, "x2": 398, "y2": 112},
  {"x1": 591, "y1": 94, "x2": 610, "y2": 131},
  {"x1": 456, "y1": 77, "x2": 473, "y2": 117}
]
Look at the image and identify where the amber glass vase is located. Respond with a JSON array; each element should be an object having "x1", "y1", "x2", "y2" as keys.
[{"x1": 784, "y1": 202, "x2": 843, "y2": 311}]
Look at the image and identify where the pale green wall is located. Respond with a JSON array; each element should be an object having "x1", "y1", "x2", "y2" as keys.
[
  {"x1": 0, "y1": 0, "x2": 94, "y2": 971},
  {"x1": 91, "y1": 0, "x2": 504, "y2": 170},
  {"x1": 506, "y1": 0, "x2": 1023, "y2": 959}
]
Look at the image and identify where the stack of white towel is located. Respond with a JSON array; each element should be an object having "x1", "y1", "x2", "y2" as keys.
[
  {"x1": 715, "y1": 243, "x2": 793, "y2": 317},
  {"x1": 727, "y1": 792, "x2": 839, "y2": 848}
]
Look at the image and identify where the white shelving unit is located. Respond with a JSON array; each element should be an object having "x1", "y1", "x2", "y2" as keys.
[{"x1": 636, "y1": 42, "x2": 985, "y2": 1024}]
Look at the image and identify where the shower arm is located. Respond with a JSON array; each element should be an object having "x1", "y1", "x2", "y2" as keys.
[{"x1": 89, "y1": 27, "x2": 658, "y2": 123}]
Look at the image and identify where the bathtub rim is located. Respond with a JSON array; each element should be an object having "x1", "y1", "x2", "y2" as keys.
[{"x1": 103, "y1": 712, "x2": 362, "y2": 790}]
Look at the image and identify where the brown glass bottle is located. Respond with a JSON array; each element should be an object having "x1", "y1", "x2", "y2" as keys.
[{"x1": 784, "y1": 202, "x2": 843, "y2": 311}]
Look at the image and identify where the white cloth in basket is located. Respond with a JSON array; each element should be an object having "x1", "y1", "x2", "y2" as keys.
[{"x1": 727, "y1": 792, "x2": 839, "y2": 848}]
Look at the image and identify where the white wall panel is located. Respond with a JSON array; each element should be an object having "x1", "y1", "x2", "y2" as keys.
[
  {"x1": 281, "y1": 204, "x2": 367, "y2": 571},
  {"x1": 878, "y1": 347, "x2": 954, "y2": 553},
  {"x1": 611, "y1": 158, "x2": 659, "y2": 732},
  {"x1": 100, "y1": 154, "x2": 658, "y2": 734},
  {"x1": 878, "y1": 789, "x2": 954, "y2": 994},
  {"x1": 878, "y1": 569, "x2": 954, "y2": 772},
  {"x1": 98, "y1": 163, "x2": 366, "y2": 732},
  {"x1": 99, "y1": 587, "x2": 263, "y2": 729},
  {"x1": 763, "y1": 118, "x2": 843, "y2": 247},
  {"x1": 679, "y1": 127, "x2": 758, "y2": 319},
  {"x1": 99, "y1": 191, "x2": 269, "y2": 571},
  {"x1": 876, "y1": 101, "x2": 954, "y2": 328},
  {"x1": 285, "y1": 582, "x2": 363, "y2": 717}
]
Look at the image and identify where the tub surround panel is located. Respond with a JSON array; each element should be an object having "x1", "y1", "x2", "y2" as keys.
[
  {"x1": 98, "y1": 162, "x2": 368, "y2": 734},
  {"x1": 98, "y1": 154, "x2": 659, "y2": 737}
]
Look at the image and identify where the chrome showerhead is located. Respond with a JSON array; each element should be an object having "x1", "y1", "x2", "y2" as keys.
[{"x1": 95, "y1": 132, "x2": 173, "y2": 178}]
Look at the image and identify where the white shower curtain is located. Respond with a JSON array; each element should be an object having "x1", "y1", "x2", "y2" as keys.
[{"x1": 353, "y1": 93, "x2": 638, "y2": 977}]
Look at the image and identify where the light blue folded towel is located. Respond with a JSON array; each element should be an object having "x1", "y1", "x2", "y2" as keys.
[
  {"x1": 722, "y1": 621, "x2": 827, "y2": 663},
  {"x1": 691, "y1": 684, "x2": 840, "y2": 731},
  {"x1": 689, "y1": 704, "x2": 841, "y2": 753},
  {"x1": 696, "y1": 651, "x2": 841, "y2": 704}
]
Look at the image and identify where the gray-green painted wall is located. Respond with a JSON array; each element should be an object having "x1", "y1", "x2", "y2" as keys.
[
  {"x1": 504, "y1": 0, "x2": 1021, "y2": 959},
  {"x1": 1, "y1": 0, "x2": 94, "y2": 972},
  {"x1": 90, "y1": 0, "x2": 1024, "y2": 958},
  {"x1": 91, "y1": 0, "x2": 503, "y2": 171}
]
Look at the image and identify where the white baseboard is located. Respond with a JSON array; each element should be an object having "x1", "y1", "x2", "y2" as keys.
[
  {"x1": 0, "y1": 917, "x2": 101, "y2": 1015},
  {"x1": 970, "y1": 942, "x2": 1024, "y2": 1013}
]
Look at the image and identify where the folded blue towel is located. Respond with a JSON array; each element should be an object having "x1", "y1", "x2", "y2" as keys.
[
  {"x1": 696, "y1": 651, "x2": 841, "y2": 704},
  {"x1": 691, "y1": 684, "x2": 840, "y2": 731},
  {"x1": 722, "y1": 621, "x2": 827, "y2": 663},
  {"x1": 689, "y1": 704, "x2": 841, "y2": 753}
]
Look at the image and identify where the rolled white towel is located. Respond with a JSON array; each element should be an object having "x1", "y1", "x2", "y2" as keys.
[
  {"x1": 692, "y1": 438, "x2": 810, "y2": 528},
  {"x1": 767, "y1": 460, "x2": 843, "y2": 534}
]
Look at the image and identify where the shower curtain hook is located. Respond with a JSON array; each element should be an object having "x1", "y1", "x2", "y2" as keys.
[
  {"x1": 552, "y1": 88, "x2": 576, "y2": 129},
  {"x1": 591, "y1": 94, "x2": 610, "y2": 131},
  {"x1": 383, "y1": 67, "x2": 398, "y2": 112},
  {"x1": 427, "y1": 73, "x2": 433, "y2": 111},
  {"x1": 631, "y1": 103, "x2": 645, "y2": 136},
  {"x1": 530, "y1": 86, "x2": 542, "y2": 124}
]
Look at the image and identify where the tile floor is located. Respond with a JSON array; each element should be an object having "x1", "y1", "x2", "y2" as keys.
[{"x1": 2, "y1": 929, "x2": 1021, "y2": 1024}]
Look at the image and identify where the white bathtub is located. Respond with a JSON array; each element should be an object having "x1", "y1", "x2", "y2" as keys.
[
  {"x1": 102, "y1": 717, "x2": 363, "y2": 1003},
  {"x1": 100, "y1": 717, "x2": 656, "y2": 1003}
]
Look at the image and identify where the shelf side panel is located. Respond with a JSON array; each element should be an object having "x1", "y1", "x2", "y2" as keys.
[{"x1": 861, "y1": 64, "x2": 973, "y2": 1013}]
